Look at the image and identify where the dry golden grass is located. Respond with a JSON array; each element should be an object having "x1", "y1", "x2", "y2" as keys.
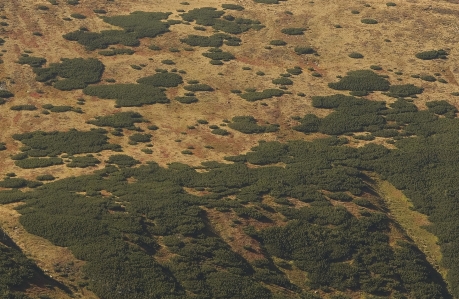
[{"x1": 372, "y1": 177, "x2": 447, "y2": 279}]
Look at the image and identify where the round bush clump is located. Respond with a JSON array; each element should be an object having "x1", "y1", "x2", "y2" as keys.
[
  {"x1": 361, "y1": 18, "x2": 378, "y2": 24},
  {"x1": 348, "y1": 52, "x2": 364, "y2": 59},
  {"x1": 270, "y1": 40, "x2": 287, "y2": 46},
  {"x1": 420, "y1": 75, "x2": 436, "y2": 82},
  {"x1": 281, "y1": 27, "x2": 306, "y2": 35}
]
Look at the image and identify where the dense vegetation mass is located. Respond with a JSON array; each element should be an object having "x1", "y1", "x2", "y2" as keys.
[{"x1": 2, "y1": 2, "x2": 459, "y2": 299}]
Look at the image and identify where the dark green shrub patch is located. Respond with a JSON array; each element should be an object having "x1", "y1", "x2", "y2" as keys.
[
  {"x1": 228, "y1": 116, "x2": 279, "y2": 134},
  {"x1": 181, "y1": 7, "x2": 260, "y2": 34},
  {"x1": 17, "y1": 56, "x2": 47, "y2": 67},
  {"x1": 272, "y1": 77, "x2": 293, "y2": 85},
  {"x1": 87, "y1": 112, "x2": 147, "y2": 128},
  {"x1": 70, "y1": 13, "x2": 86, "y2": 19},
  {"x1": 36, "y1": 174, "x2": 55, "y2": 181},
  {"x1": 420, "y1": 75, "x2": 436, "y2": 82},
  {"x1": 292, "y1": 114, "x2": 321, "y2": 133},
  {"x1": 361, "y1": 18, "x2": 378, "y2": 24},
  {"x1": 184, "y1": 84, "x2": 214, "y2": 92},
  {"x1": 348, "y1": 52, "x2": 364, "y2": 59},
  {"x1": 83, "y1": 84, "x2": 169, "y2": 107},
  {"x1": 67, "y1": 155, "x2": 101, "y2": 168},
  {"x1": 269, "y1": 40, "x2": 286, "y2": 46},
  {"x1": 137, "y1": 72, "x2": 183, "y2": 87},
  {"x1": 294, "y1": 46, "x2": 315, "y2": 54},
  {"x1": 106, "y1": 154, "x2": 140, "y2": 167},
  {"x1": 10, "y1": 105, "x2": 37, "y2": 111},
  {"x1": 129, "y1": 133, "x2": 152, "y2": 143},
  {"x1": 386, "y1": 84, "x2": 423, "y2": 98},
  {"x1": 426, "y1": 100, "x2": 457, "y2": 117},
  {"x1": 31, "y1": 58, "x2": 104, "y2": 90},
  {"x1": 415, "y1": 49, "x2": 448, "y2": 60},
  {"x1": 328, "y1": 70, "x2": 390, "y2": 91},
  {"x1": 180, "y1": 34, "x2": 240, "y2": 47},
  {"x1": 211, "y1": 128, "x2": 229, "y2": 135},
  {"x1": 287, "y1": 67, "x2": 302, "y2": 75},
  {"x1": 370, "y1": 65, "x2": 382, "y2": 70},
  {"x1": 281, "y1": 27, "x2": 306, "y2": 35},
  {"x1": 63, "y1": 29, "x2": 140, "y2": 50},
  {"x1": 254, "y1": 0, "x2": 279, "y2": 3},
  {"x1": 222, "y1": 4, "x2": 244, "y2": 10},
  {"x1": 202, "y1": 50, "x2": 235, "y2": 61},
  {"x1": 63, "y1": 12, "x2": 171, "y2": 50},
  {"x1": 98, "y1": 48, "x2": 135, "y2": 56},
  {"x1": 240, "y1": 89, "x2": 284, "y2": 101},
  {"x1": 0, "y1": 90, "x2": 14, "y2": 98},
  {"x1": 12, "y1": 129, "x2": 119, "y2": 156},
  {"x1": 15, "y1": 157, "x2": 64, "y2": 169},
  {"x1": 93, "y1": 9, "x2": 107, "y2": 14}
]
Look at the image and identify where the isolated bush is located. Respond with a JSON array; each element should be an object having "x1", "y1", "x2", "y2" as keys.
[
  {"x1": 184, "y1": 84, "x2": 214, "y2": 92},
  {"x1": 361, "y1": 18, "x2": 378, "y2": 24},
  {"x1": 370, "y1": 65, "x2": 382, "y2": 70},
  {"x1": 93, "y1": 9, "x2": 107, "y2": 14},
  {"x1": 420, "y1": 75, "x2": 436, "y2": 82},
  {"x1": 0, "y1": 90, "x2": 14, "y2": 98},
  {"x1": 270, "y1": 40, "x2": 286, "y2": 46},
  {"x1": 71, "y1": 13, "x2": 86, "y2": 19},
  {"x1": 287, "y1": 68, "x2": 302, "y2": 75},
  {"x1": 129, "y1": 133, "x2": 152, "y2": 143},
  {"x1": 294, "y1": 46, "x2": 315, "y2": 55},
  {"x1": 254, "y1": 0, "x2": 279, "y2": 3},
  {"x1": 11, "y1": 105, "x2": 37, "y2": 111},
  {"x1": 272, "y1": 77, "x2": 293, "y2": 85},
  {"x1": 348, "y1": 52, "x2": 364, "y2": 59},
  {"x1": 222, "y1": 4, "x2": 244, "y2": 10},
  {"x1": 240, "y1": 89, "x2": 284, "y2": 101},
  {"x1": 415, "y1": 49, "x2": 447, "y2": 60},
  {"x1": 202, "y1": 51, "x2": 235, "y2": 60},
  {"x1": 281, "y1": 27, "x2": 306, "y2": 35}
]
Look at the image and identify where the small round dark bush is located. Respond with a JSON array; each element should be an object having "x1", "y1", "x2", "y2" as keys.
[
  {"x1": 420, "y1": 75, "x2": 436, "y2": 82},
  {"x1": 361, "y1": 18, "x2": 378, "y2": 24},
  {"x1": 370, "y1": 65, "x2": 382, "y2": 70},
  {"x1": 270, "y1": 40, "x2": 287, "y2": 46},
  {"x1": 349, "y1": 52, "x2": 364, "y2": 59},
  {"x1": 70, "y1": 13, "x2": 86, "y2": 19}
]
